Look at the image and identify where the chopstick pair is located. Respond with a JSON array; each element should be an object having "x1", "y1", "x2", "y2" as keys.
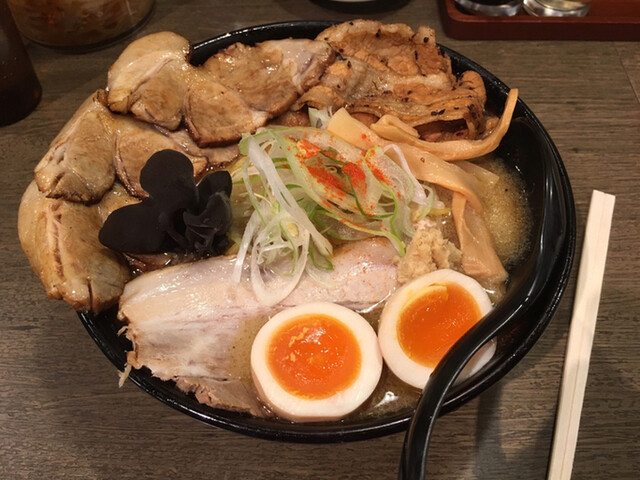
[{"x1": 547, "y1": 190, "x2": 615, "y2": 480}]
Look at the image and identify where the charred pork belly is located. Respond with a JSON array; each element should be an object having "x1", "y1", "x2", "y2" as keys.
[{"x1": 294, "y1": 20, "x2": 488, "y2": 142}]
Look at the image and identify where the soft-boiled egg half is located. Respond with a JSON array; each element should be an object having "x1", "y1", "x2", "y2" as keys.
[
  {"x1": 251, "y1": 302, "x2": 382, "y2": 422},
  {"x1": 378, "y1": 269, "x2": 496, "y2": 390}
]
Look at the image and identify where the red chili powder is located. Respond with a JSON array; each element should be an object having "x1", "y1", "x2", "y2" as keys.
[
  {"x1": 367, "y1": 161, "x2": 388, "y2": 184},
  {"x1": 342, "y1": 162, "x2": 366, "y2": 190},
  {"x1": 320, "y1": 148, "x2": 339, "y2": 162},
  {"x1": 306, "y1": 165, "x2": 346, "y2": 201},
  {"x1": 366, "y1": 156, "x2": 403, "y2": 200},
  {"x1": 297, "y1": 138, "x2": 322, "y2": 159}
]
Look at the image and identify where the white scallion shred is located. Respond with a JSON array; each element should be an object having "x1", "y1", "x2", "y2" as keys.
[
  {"x1": 383, "y1": 144, "x2": 430, "y2": 208},
  {"x1": 308, "y1": 107, "x2": 332, "y2": 129},
  {"x1": 247, "y1": 136, "x2": 332, "y2": 257}
]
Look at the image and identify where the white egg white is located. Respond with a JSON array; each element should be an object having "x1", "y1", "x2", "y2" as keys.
[
  {"x1": 377, "y1": 269, "x2": 496, "y2": 390},
  {"x1": 250, "y1": 302, "x2": 382, "y2": 422}
]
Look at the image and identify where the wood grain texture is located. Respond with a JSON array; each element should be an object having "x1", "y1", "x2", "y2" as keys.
[{"x1": 1, "y1": 1, "x2": 639, "y2": 479}]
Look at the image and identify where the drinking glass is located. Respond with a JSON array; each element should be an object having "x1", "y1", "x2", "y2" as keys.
[
  {"x1": 0, "y1": 0, "x2": 41, "y2": 126},
  {"x1": 6, "y1": 0, "x2": 155, "y2": 52}
]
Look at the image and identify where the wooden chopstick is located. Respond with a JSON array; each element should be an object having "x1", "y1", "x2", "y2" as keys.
[{"x1": 547, "y1": 190, "x2": 616, "y2": 480}]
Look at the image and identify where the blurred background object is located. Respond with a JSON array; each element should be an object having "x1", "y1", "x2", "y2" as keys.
[
  {"x1": 6, "y1": 0, "x2": 155, "y2": 52},
  {"x1": 310, "y1": 0, "x2": 409, "y2": 13},
  {"x1": 523, "y1": 0, "x2": 591, "y2": 16},
  {"x1": 0, "y1": 0, "x2": 41, "y2": 126},
  {"x1": 454, "y1": 0, "x2": 522, "y2": 16}
]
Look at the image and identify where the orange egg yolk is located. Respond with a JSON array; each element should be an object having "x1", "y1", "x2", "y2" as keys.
[
  {"x1": 397, "y1": 283, "x2": 482, "y2": 367},
  {"x1": 267, "y1": 314, "x2": 362, "y2": 400}
]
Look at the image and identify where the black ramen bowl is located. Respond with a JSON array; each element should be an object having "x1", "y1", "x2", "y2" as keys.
[{"x1": 79, "y1": 21, "x2": 576, "y2": 443}]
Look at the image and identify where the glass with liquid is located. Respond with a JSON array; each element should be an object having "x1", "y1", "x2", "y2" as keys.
[
  {"x1": 523, "y1": 0, "x2": 591, "y2": 17},
  {"x1": 6, "y1": 0, "x2": 155, "y2": 52},
  {"x1": 0, "y1": 0, "x2": 41, "y2": 126}
]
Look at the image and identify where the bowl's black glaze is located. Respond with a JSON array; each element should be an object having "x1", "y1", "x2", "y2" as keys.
[{"x1": 78, "y1": 21, "x2": 576, "y2": 443}]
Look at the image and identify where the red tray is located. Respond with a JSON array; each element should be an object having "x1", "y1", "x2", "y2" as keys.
[{"x1": 439, "y1": 0, "x2": 640, "y2": 40}]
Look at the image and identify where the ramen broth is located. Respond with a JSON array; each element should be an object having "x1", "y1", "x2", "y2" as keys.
[{"x1": 224, "y1": 154, "x2": 532, "y2": 420}]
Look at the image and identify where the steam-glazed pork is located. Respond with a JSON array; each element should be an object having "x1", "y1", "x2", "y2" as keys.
[
  {"x1": 18, "y1": 181, "x2": 135, "y2": 312},
  {"x1": 119, "y1": 238, "x2": 398, "y2": 414},
  {"x1": 34, "y1": 90, "x2": 238, "y2": 203},
  {"x1": 107, "y1": 32, "x2": 335, "y2": 146},
  {"x1": 22, "y1": 88, "x2": 243, "y2": 310},
  {"x1": 34, "y1": 93, "x2": 116, "y2": 203},
  {"x1": 113, "y1": 116, "x2": 238, "y2": 199},
  {"x1": 107, "y1": 32, "x2": 191, "y2": 130}
]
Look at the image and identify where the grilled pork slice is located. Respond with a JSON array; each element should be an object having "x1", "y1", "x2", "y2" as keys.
[
  {"x1": 107, "y1": 32, "x2": 334, "y2": 147},
  {"x1": 295, "y1": 20, "x2": 488, "y2": 141},
  {"x1": 118, "y1": 238, "x2": 398, "y2": 415},
  {"x1": 317, "y1": 20, "x2": 452, "y2": 78}
]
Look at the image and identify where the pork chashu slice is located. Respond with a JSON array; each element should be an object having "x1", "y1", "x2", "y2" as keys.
[
  {"x1": 18, "y1": 181, "x2": 136, "y2": 313},
  {"x1": 107, "y1": 31, "x2": 191, "y2": 131},
  {"x1": 295, "y1": 20, "x2": 487, "y2": 140},
  {"x1": 34, "y1": 89, "x2": 238, "y2": 204},
  {"x1": 107, "y1": 32, "x2": 335, "y2": 147},
  {"x1": 118, "y1": 238, "x2": 398, "y2": 415},
  {"x1": 34, "y1": 92, "x2": 117, "y2": 203}
]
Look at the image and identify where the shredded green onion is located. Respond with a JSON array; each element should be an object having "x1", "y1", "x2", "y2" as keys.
[{"x1": 232, "y1": 121, "x2": 439, "y2": 305}]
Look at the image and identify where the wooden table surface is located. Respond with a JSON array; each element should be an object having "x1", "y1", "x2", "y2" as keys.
[{"x1": 2, "y1": 1, "x2": 638, "y2": 479}]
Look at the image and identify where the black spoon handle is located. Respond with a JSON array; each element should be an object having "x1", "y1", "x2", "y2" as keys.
[
  {"x1": 398, "y1": 116, "x2": 571, "y2": 479},
  {"x1": 398, "y1": 310, "x2": 505, "y2": 480}
]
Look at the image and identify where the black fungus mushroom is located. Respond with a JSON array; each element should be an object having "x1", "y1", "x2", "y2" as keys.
[{"x1": 99, "y1": 149, "x2": 233, "y2": 257}]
